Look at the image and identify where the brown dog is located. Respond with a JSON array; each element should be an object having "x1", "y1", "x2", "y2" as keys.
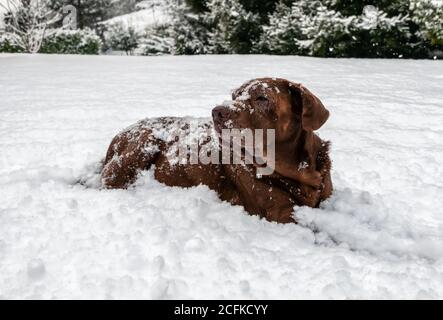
[{"x1": 101, "y1": 78, "x2": 332, "y2": 223}]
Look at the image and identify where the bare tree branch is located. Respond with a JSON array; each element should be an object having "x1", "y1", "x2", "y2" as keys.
[{"x1": 1, "y1": 0, "x2": 62, "y2": 53}]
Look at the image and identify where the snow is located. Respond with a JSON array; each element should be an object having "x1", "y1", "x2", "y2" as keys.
[
  {"x1": 0, "y1": 54, "x2": 443, "y2": 299},
  {"x1": 0, "y1": 0, "x2": 6, "y2": 30},
  {"x1": 102, "y1": 8, "x2": 170, "y2": 34}
]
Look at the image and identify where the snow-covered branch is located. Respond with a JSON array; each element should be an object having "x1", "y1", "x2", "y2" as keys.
[{"x1": 0, "y1": 0, "x2": 62, "y2": 53}]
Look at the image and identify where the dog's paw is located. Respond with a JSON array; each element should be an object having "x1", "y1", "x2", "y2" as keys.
[{"x1": 304, "y1": 170, "x2": 322, "y2": 189}]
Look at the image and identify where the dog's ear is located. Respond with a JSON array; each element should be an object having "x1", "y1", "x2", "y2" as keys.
[{"x1": 289, "y1": 82, "x2": 330, "y2": 131}]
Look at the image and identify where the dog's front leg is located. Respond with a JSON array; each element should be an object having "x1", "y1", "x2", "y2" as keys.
[{"x1": 224, "y1": 165, "x2": 296, "y2": 224}]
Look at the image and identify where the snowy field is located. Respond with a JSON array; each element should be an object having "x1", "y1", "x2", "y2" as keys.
[{"x1": 0, "y1": 54, "x2": 442, "y2": 299}]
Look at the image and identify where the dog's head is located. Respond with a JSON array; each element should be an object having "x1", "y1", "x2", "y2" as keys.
[{"x1": 212, "y1": 78, "x2": 329, "y2": 143}]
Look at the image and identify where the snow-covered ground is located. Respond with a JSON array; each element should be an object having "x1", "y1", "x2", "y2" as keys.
[{"x1": 0, "y1": 54, "x2": 442, "y2": 299}]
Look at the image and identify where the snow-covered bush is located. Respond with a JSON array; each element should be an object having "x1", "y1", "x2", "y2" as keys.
[
  {"x1": 136, "y1": 25, "x2": 174, "y2": 55},
  {"x1": 259, "y1": 0, "x2": 351, "y2": 56},
  {"x1": 205, "y1": 0, "x2": 261, "y2": 54},
  {"x1": 40, "y1": 28, "x2": 102, "y2": 55},
  {"x1": 344, "y1": 5, "x2": 418, "y2": 58},
  {"x1": 1, "y1": 0, "x2": 61, "y2": 53},
  {"x1": 104, "y1": 22, "x2": 139, "y2": 55},
  {"x1": 304, "y1": 4, "x2": 353, "y2": 57},
  {"x1": 308, "y1": 4, "x2": 416, "y2": 58},
  {"x1": 167, "y1": 0, "x2": 211, "y2": 55},
  {"x1": 158, "y1": 0, "x2": 262, "y2": 55},
  {"x1": 0, "y1": 33, "x2": 23, "y2": 53},
  {"x1": 315, "y1": 0, "x2": 440, "y2": 58},
  {"x1": 121, "y1": 0, "x2": 442, "y2": 58},
  {"x1": 258, "y1": 2, "x2": 302, "y2": 54},
  {"x1": 260, "y1": 1, "x2": 352, "y2": 56},
  {"x1": 411, "y1": 0, "x2": 443, "y2": 48},
  {"x1": 259, "y1": 0, "x2": 436, "y2": 58}
]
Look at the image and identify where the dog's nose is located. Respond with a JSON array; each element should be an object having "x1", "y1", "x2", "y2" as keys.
[{"x1": 212, "y1": 106, "x2": 230, "y2": 121}]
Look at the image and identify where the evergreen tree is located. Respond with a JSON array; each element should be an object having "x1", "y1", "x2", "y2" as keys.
[
  {"x1": 167, "y1": 0, "x2": 211, "y2": 54},
  {"x1": 344, "y1": 5, "x2": 416, "y2": 58},
  {"x1": 206, "y1": 0, "x2": 261, "y2": 54},
  {"x1": 185, "y1": 0, "x2": 208, "y2": 13},
  {"x1": 136, "y1": 24, "x2": 174, "y2": 55},
  {"x1": 327, "y1": 0, "x2": 410, "y2": 16},
  {"x1": 261, "y1": 0, "x2": 434, "y2": 58},
  {"x1": 322, "y1": 0, "x2": 432, "y2": 58},
  {"x1": 147, "y1": 0, "x2": 441, "y2": 58},
  {"x1": 260, "y1": 0, "x2": 348, "y2": 56},
  {"x1": 258, "y1": 2, "x2": 303, "y2": 54},
  {"x1": 303, "y1": 2, "x2": 353, "y2": 57},
  {"x1": 185, "y1": 0, "x2": 292, "y2": 22},
  {"x1": 105, "y1": 22, "x2": 139, "y2": 55},
  {"x1": 410, "y1": 0, "x2": 443, "y2": 50}
]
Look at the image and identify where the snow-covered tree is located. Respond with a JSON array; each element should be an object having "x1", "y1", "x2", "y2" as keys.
[
  {"x1": 410, "y1": 0, "x2": 443, "y2": 48},
  {"x1": 105, "y1": 22, "x2": 139, "y2": 55},
  {"x1": 260, "y1": 0, "x2": 434, "y2": 58},
  {"x1": 0, "y1": 5, "x2": 6, "y2": 33},
  {"x1": 346, "y1": 5, "x2": 414, "y2": 58},
  {"x1": 323, "y1": 0, "x2": 430, "y2": 58},
  {"x1": 311, "y1": 3, "x2": 422, "y2": 58},
  {"x1": 141, "y1": 0, "x2": 442, "y2": 58},
  {"x1": 167, "y1": 0, "x2": 210, "y2": 54},
  {"x1": 1, "y1": 0, "x2": 62, "y2": 53},
  {"x1": 136, "y1": 24, "x2": 173, "y2": 55},
  {"x1": 205, "y1": 0, "x2": 261, "y2": 54},
  {"x1": 304, "y1": 3, "x2": 353, "y2": 57},
  {"x1": 258, "y1": 2, "x2": 302, "y2": 54},
  {"x1": 259, "y1": 0, "x2": 349, "y2": 56}
]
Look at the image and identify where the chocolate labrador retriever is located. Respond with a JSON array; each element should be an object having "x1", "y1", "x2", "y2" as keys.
[{"x1": 101, "y1": 78, "x2": 332, "y2": 223}]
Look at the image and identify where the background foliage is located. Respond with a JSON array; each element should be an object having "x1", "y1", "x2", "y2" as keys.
[{"x1": 1, "y1": 0, "x2": 441, "y2": 58}]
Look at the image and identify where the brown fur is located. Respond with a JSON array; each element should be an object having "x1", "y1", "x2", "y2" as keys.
[{"x1": 101, "y1": 78, "x2": 333, "y2": 223}]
